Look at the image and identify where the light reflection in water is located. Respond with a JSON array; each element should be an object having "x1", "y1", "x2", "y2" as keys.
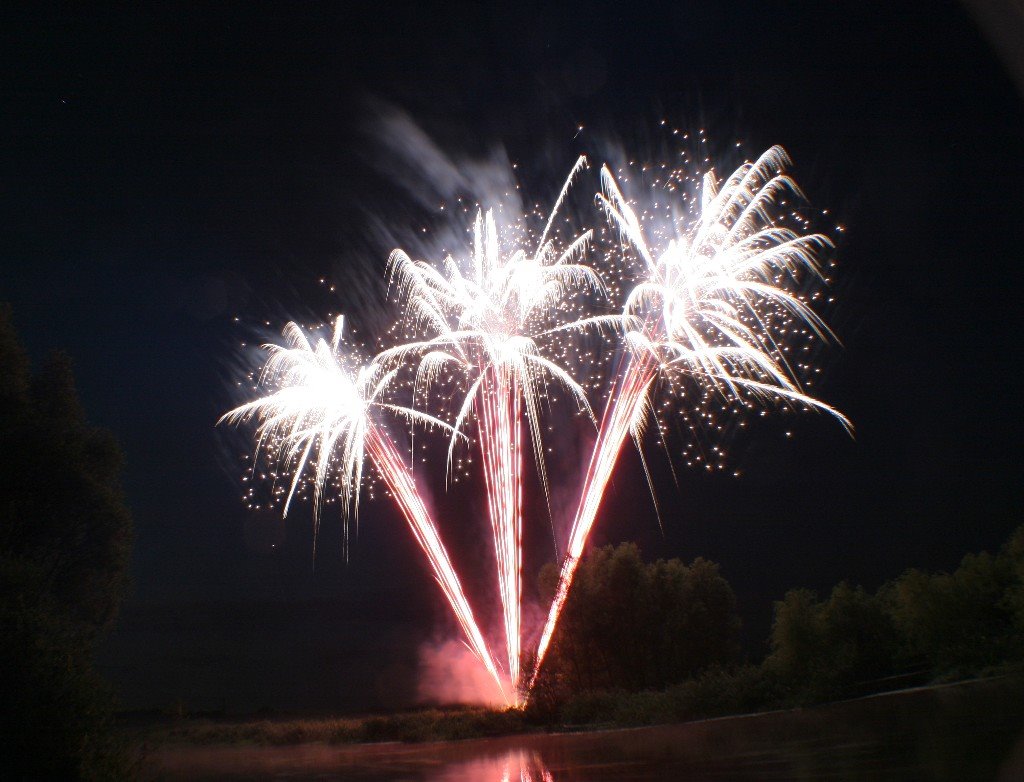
[{"x1": 436, "y1": 750, "x2": 553, "y2": 782}]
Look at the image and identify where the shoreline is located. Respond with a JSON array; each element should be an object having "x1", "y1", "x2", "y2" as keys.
[
  {"x1": 133, "y1": 673, "x2": 1021, "y2": 749},
  {"x1": 138, "y1": 676, "x2": 1024, "y2": 780}
]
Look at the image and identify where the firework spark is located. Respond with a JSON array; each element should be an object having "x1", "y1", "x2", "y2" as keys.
[
  {"x1": 220, "y1": 316, "x2": 505, "y2": 699},
  {"x1": 528, "y1": 146, "x2": 851, "y2": 692},
  {"x1": 221, "y1": 141, "x2": 849, "y2": 708},
  {"x1": 386, "y1": 157, "x2": 606, "y2": 697}
]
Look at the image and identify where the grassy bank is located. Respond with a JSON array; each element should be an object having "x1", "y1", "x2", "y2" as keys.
[
  {"x1": 130, "y1": 705, "x2": 529, "y2": 747},
  {"x1": 129, "y1": 669, "x2": 1024, "y2": 750}
]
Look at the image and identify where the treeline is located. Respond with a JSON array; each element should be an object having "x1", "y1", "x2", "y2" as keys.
[
  {"x1": 0, "y1": 307, "x2": 134, "y2": 779},
  {"x1": 533, "y1": 544, "x2": 740, "y2": 693},
  {"x1": 529, "y1": 528, "x2": 1024, "y2": 724}
]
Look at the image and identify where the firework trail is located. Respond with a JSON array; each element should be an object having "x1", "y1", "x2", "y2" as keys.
[
  {"x1": 386, "y1": 157, "x2": 605, "y2": 697},
  {"x1": 529, "y1": 146, "x2": 851, "y2": 692},
  {"x1": 220, "y1": 316, "x2": 505, "y2": 699}
]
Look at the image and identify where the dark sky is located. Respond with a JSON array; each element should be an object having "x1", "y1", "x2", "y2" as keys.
[{"x1": 3, "y1": 1, "x2": 1022, "y2": 713}]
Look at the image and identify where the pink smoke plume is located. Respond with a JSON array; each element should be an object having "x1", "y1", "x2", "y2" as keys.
[{"x1": 417, "y1": 640, "x2": 508, "y2": 707}]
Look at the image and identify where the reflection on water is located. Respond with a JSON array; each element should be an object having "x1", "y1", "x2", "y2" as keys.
[
  {"x1": 144, "y1": 677, "x2": 1024, "y2": 781},
  {"x1": 438, "y1": 750, "x2": 552, "y2": 782}
]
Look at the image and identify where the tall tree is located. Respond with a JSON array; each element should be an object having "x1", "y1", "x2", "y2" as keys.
[
  {"x1": 536, "y1": 543, "x2": 740, "y2": 695},
  {"x1": 889, "y1": 544, "x2": 1021, "y2": 676},
  {"x1": 0, "y1": 305, "x2": 133, "y2": 779}
]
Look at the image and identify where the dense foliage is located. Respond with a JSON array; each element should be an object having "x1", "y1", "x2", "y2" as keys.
[
  {"x1": 529, "y1": 528, "x2": 1024, "y2": 724},
  {"x1": 765, "y1": 527, "x2": 1024, "y2": 705},
  {"x1": 0, "y1": 305, "x2": 133, "y2": 779},
  {"x1": 531, "y1": 543, "x2": 740, "y2": 708}
]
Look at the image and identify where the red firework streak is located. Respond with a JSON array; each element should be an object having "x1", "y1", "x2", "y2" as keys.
[
  {"x1": 476, "y1": 364, "x2": 525, "y2": 696},
  {"x1": 529, "y1": 350, "x2": 658, "y2": 692},
  {"x1": 366, "y1": 425, "x2": 508, "y2": 702}
]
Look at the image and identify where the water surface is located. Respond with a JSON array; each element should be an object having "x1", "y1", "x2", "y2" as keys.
[{"x1": 144, "y1": 678, "x2": 1024, "y2": 780}]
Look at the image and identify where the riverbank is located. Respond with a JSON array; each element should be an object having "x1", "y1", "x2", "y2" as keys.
[
  {"x1": 139, "y1": 676, "x2": 1024, "y2": 780},
  {"x1": 128, "y1": 704, "x2": 528, "y2": 747}
]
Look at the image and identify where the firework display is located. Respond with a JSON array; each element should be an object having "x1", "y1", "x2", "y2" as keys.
[
  {"x1": 384, "y1": 157, "x2": 605, "y2": 697},
  {"x1": 219, "y1": 316, "x2": 505, "y2": 697},
  {"x1": 223, "y1": 143, "x2": 848, "y2": 704},
  {"x1": 529, "y1": 147, "x2": 851, "y2": 689}
]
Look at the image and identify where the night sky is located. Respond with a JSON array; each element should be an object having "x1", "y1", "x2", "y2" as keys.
[{"x1": 4, "y1": 2, "x2": 1022, "y2": 713}]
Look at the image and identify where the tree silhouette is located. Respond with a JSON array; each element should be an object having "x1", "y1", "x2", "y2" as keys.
[
  {"x1": 535, "y1": 543, "x2": 740, "y2": 696},
  {"x1": 0, "y1": 304, "x2": 133, "y2": 779}
]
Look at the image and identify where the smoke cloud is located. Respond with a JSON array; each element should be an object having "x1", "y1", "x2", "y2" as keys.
[{"x1": 416, "y1": 639, "x2": 507, "y2": 707}]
